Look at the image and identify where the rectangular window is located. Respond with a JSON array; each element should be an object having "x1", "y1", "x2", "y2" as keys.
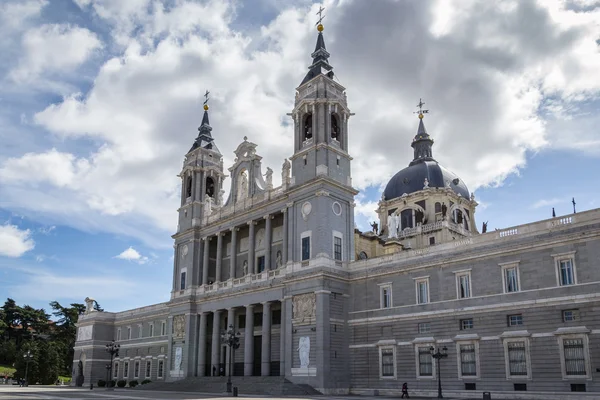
[
  {"x1": 301, "y1": 236, "x2": 310, "y2": 261},
  {"x1": 124, "y1": 362, "x2": 129, "y2": 378},
  {"x1": 460, "y1": 344, "x2": 477, "y2": 376},
  {"x1": 253, "y1": 312, "x2": 263, "y2": 327},
  {"x1": 559, "y1": 259, "x2": 575, "y2": 286},
  {"x1": 238, "y1": 315, "x2": 246, "y2": 329},
  {"x1": 429, "y1": 237, "x2": 435, "y2": 245},
  {"x1": 465, "y1": 383, "x2": 477, "y2": 390},
  {"x1": 127, "y1": 327, "x2": 131, "y2": 340},
  {"x1": 334, "y1": 236, "x2": 342, "y2": 261},
  {"x1": 457, "y1": 273, "x2": 471, "y2": 299},
  {"x1": 418, "y1": 323, "x2": 431, "y2": 334},
  {"x1": 418, "y1": 347, "x2": 433, "y2": 377},
  {"x1": 380, "y1": 347, "x2": 395, "y2": 378},
  {"x1": 138, "y1": 325, "x2": 142, "y2": 338},
  {"x1": 149, "y1": 324, "x2": 154, "y2": 337},
  {"x1": 507, "y1": 341, "x2": 527, "y2": 376},
  {"x1": 416, "y1": 279, "x2": 429, "y2": 304},
  {"x1": 134, "y1": 361, "x2": 140, "y2": 378},
  {"x1": 272, "y1": 309, "x2": 281, "y2": 325},
  {"x1": 113, "y1": 363, "x2": 119, "y2": 378},
  {"x1": 380, "y1": 284, "x2": 392, "y2": 309},
  {"x1": 514, "y1": 383, "x2": 527, "y2": 391},
  {"x1": 563, "y1": 309, "x2": 579, "y2": 322},
  {"x1": 571, "y1": 384, "x2": 586, "y2": 392},
  {"x1": 564, "y1": 339, "x2": 586, "y2": 375},
  {"x1": 158, "y1": 360, "x2": 164, "y2": 378},
  {"x1": 145, "y1": 361, "x2": 151, "y2": 378},
  {"x1": 257, "y1": 256, "x2": 265, "y2": 273},
  {"x1": 180, "y1": 271, "x2": 186, "y2": 290},
  {"x1": 161, "y1": 321, "x2": 166, "y2": 336},
  {"x1": 117, "y1": 328, "x2": 121, "y2": 341},
  {"x1": 504, "y1": 266, "x2": 519, "y2": 293},
  {"x1": 460, "y1": 318, "x2": 473, "y2": 330},
  {"x1": 508, "y1": 314, "x2": 523, "y2": 327}
]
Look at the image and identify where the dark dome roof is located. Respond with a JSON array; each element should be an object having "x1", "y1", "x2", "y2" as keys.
[{"x1": 383, "y1": 160, "x2": 470, "y2": 200}]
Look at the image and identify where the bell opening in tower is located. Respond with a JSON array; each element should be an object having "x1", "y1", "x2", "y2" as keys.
[
  {"x1": 206, "y1": 176, "x2": 215, "y2": 198},
  {"x1": 303, "y1": 114, "x2": 313, "y2": 141},
  {"x1": 185, "y1": 175, "x2": 193, "y2": 198},
  {"x1": 331, "y1": 114, "x2": 339, "y2": 142}
]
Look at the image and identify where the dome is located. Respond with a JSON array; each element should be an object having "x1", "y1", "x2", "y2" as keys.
[
  {"x1": 382, "y1": 112, "x2": 470, "y2": 201},
  {"x1": 383, "y1": 160, "x2": 470, "y2": 200}
]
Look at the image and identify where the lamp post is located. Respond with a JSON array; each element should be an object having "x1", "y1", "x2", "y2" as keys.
[
  {"x1": 221, "y1": 324, "x2": 240, "y2": 393},
  {"x1": 430, "y1": 346, "x2": 448, "y2": 399},
  {"x1": 105, "y1": 340, "x2": 120, "y2": 391},
  {"x1": 23, "y1": 350, "x2": 33, "y2": 387}
]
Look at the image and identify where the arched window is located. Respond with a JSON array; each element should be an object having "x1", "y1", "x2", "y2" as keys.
[
  {"x1": 331, "y1": 114, "x2": 339, "y2": 141},
  {"x1": 303, "y1": 114, "x2": 313, "y2": 141},
  {"x1": 358, "y1": 251, "x2": 368, "y2": 260},
  {"x1": 205, "y1": 176, "x2": 215, "y2": 198},
  {"x1": 185, "y1": 175, "x2": 193, "y2": 198},
  {"x1": 400, "y1": 209, "x2": 414, "y2": 230},
  {"x1": 435, "y1": 202, "x2": 442, "y2": 214}
]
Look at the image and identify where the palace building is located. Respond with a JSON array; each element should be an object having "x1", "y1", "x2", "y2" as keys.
[{"x1": 73, "y1": 21, "x2": 600, "y2": 398}]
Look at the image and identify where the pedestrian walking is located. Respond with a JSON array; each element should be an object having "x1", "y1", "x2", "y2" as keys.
[{"x1": 401, "y1": 382, "x2": 409, "y2": 398}]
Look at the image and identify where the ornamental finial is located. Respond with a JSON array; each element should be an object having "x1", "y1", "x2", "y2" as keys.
[
  {"x1": 203, "y1": 89, "x2": 210, "y2": 111},
  {"x1": 316, "y1": 5, "x2": 325, "y2": 32},
  {"x1": 414, "y1": 98, "x2": 429, "y2": 119}
]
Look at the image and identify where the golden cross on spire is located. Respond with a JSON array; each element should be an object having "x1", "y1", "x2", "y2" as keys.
[
  {"x1": 414, "y1": 98, "x2": 429, "y2": 119},
  {"x1": 203, "y1": 89, "x2": 210, "y2": 111},
  {"x1": 316, "y1": 5, "x2": 325, "y2": 31}
]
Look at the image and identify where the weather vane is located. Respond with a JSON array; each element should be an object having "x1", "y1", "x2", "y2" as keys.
[
  {"x1": 316, "y1": 5, "x2": 325, "y2": 27},
  {"x1": 203, "y1": 89, "x2": 210, "y2": 111},
  {"x1": 414, "y1": 98, "x2": 429, "y2": 119}
]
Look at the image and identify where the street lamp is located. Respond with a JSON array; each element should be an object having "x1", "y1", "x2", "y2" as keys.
[
  {"x1": 430, "y1": 346, "x2": 448, "y2": 399},
  {"x1": 23, "y1": 350, "x2": 33, "y2": 387},
  {"x1": 105, "y1": 340, "x2": 120, "y2": 391},
  {"x1": 221, "y1": 324, "x2": 240, "y2": 393}
]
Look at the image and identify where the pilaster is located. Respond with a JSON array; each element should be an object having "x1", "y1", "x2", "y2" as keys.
[
  {"x1": 261, "y1": 302, "x2": 272, "y2": 376},
  {"x1": 244, "y1": 304, "x2": 255, "y2": 376}
]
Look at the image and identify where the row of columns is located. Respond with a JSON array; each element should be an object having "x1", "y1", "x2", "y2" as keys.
[
  {"x1": 197, "y1": 301, "x2": 285, "y2": 377},
  {"x1": 199, "y1": 209, "x2": 289, "y2": 285}
]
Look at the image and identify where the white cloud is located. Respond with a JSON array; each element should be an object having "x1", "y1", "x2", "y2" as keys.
[
  {"x1": 115, "y1": 246, "x2": 149, "y2": 264},
  {"x1": 10, "y1": 23, "x2": 102, "y2": 82},
  {"x1": 0, "y1": 0, "x2": 48, "y2": 34},
  {"x1": 1, "y1": 0, "x2": 599, "y2": 243},
  {"x1": 531, "y1": 197, "x2": 568, "y2": 209},
  {"x1": 0, "y1": 224, "x2": 35, "y2": 257}
]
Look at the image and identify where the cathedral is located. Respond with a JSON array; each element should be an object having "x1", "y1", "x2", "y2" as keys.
[{"x1": 74, "y1": 21, "x2": 600, "y2": 398}]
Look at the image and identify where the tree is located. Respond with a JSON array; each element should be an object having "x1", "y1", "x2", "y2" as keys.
[{"x1": 49, "y1": 302, "x2": 85, "y2": 376}]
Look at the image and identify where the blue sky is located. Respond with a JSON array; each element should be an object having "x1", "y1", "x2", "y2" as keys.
[{"x1": 0, "y1": 0, "x2": 599, "y2": 314}]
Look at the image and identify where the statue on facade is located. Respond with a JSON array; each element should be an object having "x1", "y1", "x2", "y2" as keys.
[
  {"x1": 243, "y1": 260, "x2": 248, "y2": 276},
  {"x1": 275, "y1": 251, "x2": 282, "y2": 268},
  {"x1": 370, "y1": 221, "x2": 378, "y2": 234},
  {"x1": 238, "y1": 171, "x2": 248, "y2": 200},
  {"x1": 282, "y1": 159, "x2": 291, "y2": 185},
  {"x1": 470, "y1": 192, "x2": 475, "y2": 202},
  {"x1": 387, "y1": 213, "x2": 398, "y2": 239},
  {"x1": 265, "y1": 167, "x2": 273, "y2": 189},
  {"x1": 423, "y1": 178, "x2": 429, "y2": 189},
  {"x1": 441, "y1": 203, "x2": 447, "y2": 218},
  {"x1": 482, "y1": 221, "x2": 488, "y2": 233},
  {"x1": 84, "y1": 297, "x2": 95, "y2": 314},
  {"x1": 297, "y1": 337, "x2": 311, "y2": 368},
  {"x1": 218, "y1": 189, "x2": 224, "y2": 206},
  {"x1": 75, "y1": 360, "x2": 84, "y2": 386},
  {"x1": 204, "y1": 195, "x2": 213, "y2": 215}
]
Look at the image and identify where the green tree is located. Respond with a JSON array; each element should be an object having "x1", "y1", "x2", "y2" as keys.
[{"x1": 49, "y1": 301, "x2": 85, "y2": 375}]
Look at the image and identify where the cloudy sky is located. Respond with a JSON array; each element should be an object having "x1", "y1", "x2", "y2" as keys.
[{"x1": 0, "y1": 0, "x2": 599, "y2": 313}]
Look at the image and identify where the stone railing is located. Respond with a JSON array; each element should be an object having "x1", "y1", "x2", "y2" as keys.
[{"x1": 422, "y1": 221, "x2": 443, "y2": 233}]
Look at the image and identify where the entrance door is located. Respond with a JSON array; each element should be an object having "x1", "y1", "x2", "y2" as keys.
[{"x1": 253, "y1": 335, "x2": 262, "y2": 376}]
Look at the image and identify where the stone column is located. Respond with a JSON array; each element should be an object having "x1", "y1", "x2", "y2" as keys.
[
  {"x1": 202, "y1": 237, "x2": 210, "y2": 285},
  {"x1": 284, "y1": 297, "x2": 293, "y2": 377},
  {"x1": 281, "y1": 209, "x2": 288, "y2": 265},
  {"x1": 279, "y1": 299, "x2": 286, "y2": 376},
  {"x1": 244, "y1": 304, "x2": 254, "y2": 376},
  {"x1": 211, "y1": 310, "x2": 221, "y2": 376},
  {"x1": 215, "y1": 232, "x2": 223, "y2": 283},
  {"x1": 248, "y1": 221, "x2": 255, "y2": 275},
  {"x1": 229, "y1": 228, "x2": 237, "y2": 280},
  {"x1": 315, "y1": 291, "x2": 331, "y2": 389},
  {"x1": 264, "y1": 215, "x2": 272, "y2": 271},
  {"x1": 226, "y1": 308, "x2": 235, "y2": 377},
  {"x1": 261, "y1": 302, "x2": 272, "y2": 376},
  {"x1": 198, "y1": 312, "x2": 208, "y2": 377}
]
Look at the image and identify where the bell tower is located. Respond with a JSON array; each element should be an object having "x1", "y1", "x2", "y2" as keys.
[
  {"x1": 172, "y1": 93, "x2": 226, "y2": 293},
  {"x1": 286, "y1": 18, "x2": 358, "y2": 264},
  {"x1": 289, "y1": 21, "x2": 353, "y2": 188}
]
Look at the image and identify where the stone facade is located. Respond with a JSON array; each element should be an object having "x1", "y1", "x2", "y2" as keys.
[{"x1": 72, "y1": 25, "x2": 600, "y2": 398}]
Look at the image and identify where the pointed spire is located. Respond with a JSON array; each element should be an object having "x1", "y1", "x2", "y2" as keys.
[
  {"x1": 409, "y1": 99, "x2": 435, "y2": 165},
  {"x1": 300, "y1": 6, "x2": 334, "y2": 85},
  {"x1": 189, "y1": 91, "x2": 220, "y2": 154}
]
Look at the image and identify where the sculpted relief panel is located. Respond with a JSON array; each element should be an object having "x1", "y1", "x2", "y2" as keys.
[
  {"x1": 292, "y1": 293, "x2": 316, "y2": 323},
  {"x1": 173, "y1": 315, "x2": 186, "y2": 339}
]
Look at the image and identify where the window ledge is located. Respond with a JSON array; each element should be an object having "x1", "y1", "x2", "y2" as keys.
[
  {"x1": 500, "y1": 330, "x2": 531, "y2": 338},
  {"x1": 553, "y1": 326, "x2": 590, "y2": 335},
  {"x1": 454, "y1": 333, "x2": 480, "y2": 341}
]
